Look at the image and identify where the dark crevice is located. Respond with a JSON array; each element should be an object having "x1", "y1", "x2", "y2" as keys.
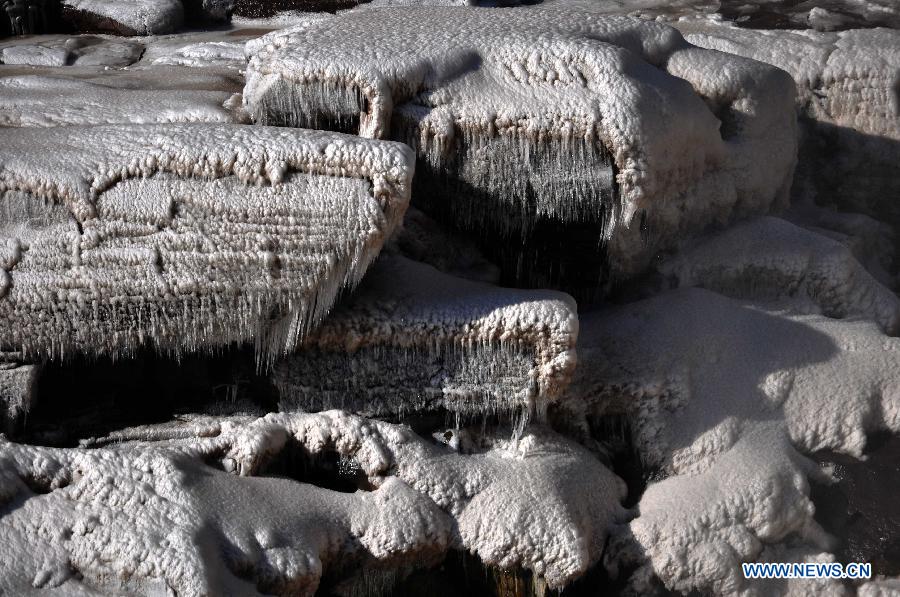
[
  {"x1": 255, "y1": 441, "x2": 374, "y2": 493},
  {"x1": 18, "y1": 347, "x2": 278, "y2": 447}
]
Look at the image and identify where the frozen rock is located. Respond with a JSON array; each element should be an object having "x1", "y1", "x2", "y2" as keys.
[
  {"x1": 659, "y1": 216, "x2": 900, "y2": 334},
  {"x1": 0, "y1": 75, "x2": 247, "y2": 126},
  {"x1": 0, "y1": 124, "x2": 414, "y2": 363},
  {"x1": 0, "y1": 35, "x2": 143, "y2": 67},
  {"x1": 607, "y1": 423, "x2": 841, "y2": 596},
  {"x1": 0, "y1": 44, "x2": 68, "y2": 66},
  {"x1": 0, "y1": 357, "x2": 38, "y2": 435},
  {"x1": 150, "y1": 40, "x2": 247, "y2": 69},
  {"x1": 0, "y1": 422, "x2": 452, "y2": 596},
  {"x1": 60, "y1": 0, "x2": 184, "y2": 35},
  {"x1": 244, "y1": 7, "x2": 797, "y2": 289},
  {"x1": 79, "y1": 410, "x2": 626, "y2": 589},
  {"x1": 572, "y1": 288, "x2": 900, "y2": 593},
  {"x1": 572, "y1": 288, "x2": 900, "y2": 465},
  {"x1": 274, "y1": 254, "x2": 577, "y2": 420},
  {"x1": 678, "y1": 22, "x2": 900, "y2": 222}
]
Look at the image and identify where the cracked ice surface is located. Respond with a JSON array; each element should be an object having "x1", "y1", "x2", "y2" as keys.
[
  {"x1": 243, "y1": 7, "x2": 797, "y2": 279},
  {"x1": 0, "y1": 411, "x2": 626, "y2": 594},
  {"x1": 275, "y1": 254, "x2": 577, "y2": 419},
  {"x1": 0, "y1": 124, "x2": 413, "y2": 362}
]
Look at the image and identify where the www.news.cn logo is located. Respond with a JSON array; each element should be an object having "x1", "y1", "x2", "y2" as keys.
[{"x1": 743, "y1": 562, "x2": 872, "y2": 580}]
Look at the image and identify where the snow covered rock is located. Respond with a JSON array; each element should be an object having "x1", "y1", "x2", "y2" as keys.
[
  {"x1": 659, "y1": 216, "x2": 900, "y2": 334},
  {"x1": 0, "y1": 124, "x2": 414, "y2": 363},
  {"x1": 0, "y1": 75, "x2": 247, "y2": 126},
  {"x1": 572, "y1": 288, "x2": 900, "y2": 593},
  {"x1": 275, "y1": 254, "x2": 577, "y2": 419},
  {"x1": 53, "y1": 409, "x2": 626, "y2": 591},
  {"x1": 60, "y1": 0, "x2": 184, "y2": 35},
  {"x1": 0, "y1": 421, "x2": 452, "y2": 596},
  {"x1": 244, "y1": 7, "x2": 797, "y2": 289},
  {"x1": 150, "y1": 40, "x2": 247, "y2": 69},
  {"x1": 678, "y1": 22, "x2": 900, "y2": 223}
]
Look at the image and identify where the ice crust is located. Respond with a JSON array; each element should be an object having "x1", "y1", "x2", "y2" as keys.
[
  {"x1": 274, "y1": 254, "x2": 577, "y2": 419},
  {"x1": 0, "y1": 124, "x2": 414, "y2": 362},
  {"x1": 0, "y1": 411, "x2": 626, "y2": 594},
  {"x1": 572, "y1": 287, "x2": 900, "y2": 594},
  {"x1": 243, "y1": 7, "x2": 798, "y2": 279},
  {"x1": 660, "y1": 216, "x2": 900, "y2": 334},
  {"x1": 678, "y1": 22, "x2": 900, "y2": 216},
  {"x1": 61, "y1": 0, "x2": 185, "y2": 35},
  {"x1": 0, "y1": 75, "x2": 246, "y2": 126}
]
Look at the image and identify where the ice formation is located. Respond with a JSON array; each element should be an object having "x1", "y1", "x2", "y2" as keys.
[
  {"x1": 0, "y1": 410, "x2": 625, "y2": 594},
  {"x1": 61, "y1": 0, "x2": 184, "y2": 35},
  {"x1": 275, "y1": 254, "x2": 577, "y2": 419},
  {"x1": 659, "y1": 216, "x2": 900, "y2": 334},
  {"x1": 570, "y1": 288, "x2": 900, "y2": 593},
  {"x1": 0, "y1": 124, "x2": 414, "y2": 362},
  {"x1": 0, "y1": 75, "x2": 247, "y2": 126},
  {"x1": 243, "y1": 7, "x2": 797, "y2": 283},
  {"x1": 0, "y1": 35, "x2": 143, "y2": 67},
  {"x1": 0, "y1": 356, "x2": 37, "y2": 434},
  {"x1": 150, "y1": 40, "x2": 247, "y2": 70},
  {"x1": 677, "y1": 22, "x2": 900, "y2": 218}
]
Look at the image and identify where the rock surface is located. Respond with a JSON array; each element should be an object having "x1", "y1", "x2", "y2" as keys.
[
  {"x1": 244, "y1": 7, "x2": 797, "y2": 289},
  {"x1": 275, "y1": 254, "x2": 578, "y2": 419},
  {"x1": 0, "y1": 124, "x2": 413, "y2": 362}
]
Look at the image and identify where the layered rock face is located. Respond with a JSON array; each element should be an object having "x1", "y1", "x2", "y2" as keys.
[
  {"x1": 275, "y1": 254, "x2": 578, "y2": 420},
  {"x1": 244, "y1": 7, "x2": 798, "y2": 293},
  {"x1": 0, "y1": 124, "x2": 414, "y2": 361}
]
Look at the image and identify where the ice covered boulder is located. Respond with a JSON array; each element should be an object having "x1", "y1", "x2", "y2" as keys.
[
  {"x1": 571, "y1": 288, "x2": 900, "y2": 593},
  {"x1": 0, "y1": 75, "x2": 247, "y2": 126},
  {"x1": 659, "y1": 216, "x2": 900, "y2": 334},
  {"x1": 0, "y1": 35, "x2": 144, "y2": 67},
  {"x1": 65, "y1": 410, "x2": 627, "y2": 590},
  {"x1": 244, "y1": 7, "x2": 797, "y2": 291},
  {"x1": 0, "y1": 421, "x2": 452, "y2": 596},
  {"x1": 677, "y1": 22, "x2": 900, "y2": 225},
  {"x1": 0, "y1": 124, "x2": 413, "y2": 363},
  {"x1": 60, "y1": 0, "x2": 184, "y2": 35},
  {"x1": 274, "y1": 254, "x2": 577, "y2": 420}
]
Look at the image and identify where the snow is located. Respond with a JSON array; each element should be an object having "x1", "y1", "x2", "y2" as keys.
[
  {"x1": 0, "y1": 124, "x2": 414, "y2": 363},
  {"x1": 243, "y1": 6, "x2": 797, "y2": 278},
  {"x1": 571, "y1": 286, "x2": 900, "y2": 593},
  {"x1": 0, "y1": 75, "x2": 246, "y2": 126},
  {"x1": 61, "y1": 0, "x2": 184, "y2": 35},
  {"x1": 659, "y1": 216, "x2": 900, "y2": 334},
  {"x1": 275, "y1": 254, "x2": 577, "y2": 420},
  {"x1": 150, "y1": 40, "x2": 247, "y2": 69},
  {"x1": 0, "y1": 410, "x2": 625, "y2": 594}
]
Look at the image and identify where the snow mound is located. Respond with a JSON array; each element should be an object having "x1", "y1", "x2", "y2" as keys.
[
  {"x1": 0, "y1": 75, "x2": 246, "y2": 126},
  {"x1": 0, "y1": 410, "x2": 626, "y2": 593},
  {"x1": 61, "y1": 0, "x2": 184, "y2": 35},
  {"x1": 244, "y1": 7, "x2": 797, "y2": 282},
  {"x1": 274, "y1": 254, "x2": 577, "y2": 419},
  {"x1": 0, "y1": 124, "x2": 414, "y2": 363},
  {"x1": 572, "y1": 288, "x2": 900, "y2": 593},
  {"x1": 660, "y1": 216, "x2": 900, "y2": 334}
]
